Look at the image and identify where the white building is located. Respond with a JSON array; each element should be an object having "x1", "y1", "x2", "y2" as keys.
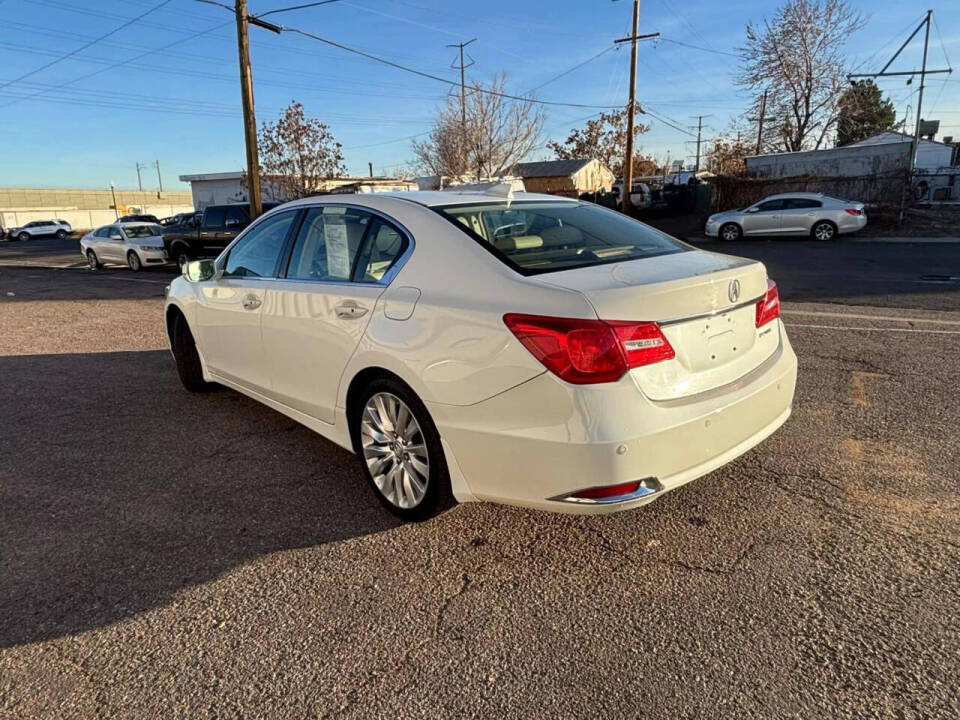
[
  {"x1": 846, "y1": 131, "x2": 954, "y2": 172},
  {"x1": 179, "y1": 171, "x2": 415, "y2": 209}
]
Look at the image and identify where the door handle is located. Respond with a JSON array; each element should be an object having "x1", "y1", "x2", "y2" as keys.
[
  {"x1": 335, "y1": 300, "x2": 369, "y2": 319},
  {"x1": 242, "y1": 294, "x2": 261, "y2": 310}
]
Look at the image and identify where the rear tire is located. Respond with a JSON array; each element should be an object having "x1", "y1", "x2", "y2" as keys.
[
  {"x1": 86, "y1": 250, "x2": 102, "y2": 270},
  {"x1": 171, "y1": 312, "x2": 214, "y2": 393},
  {"x1": 811, "y1": 220, "x2": 836, "y2": 241},
  {"x1": 127, "y1": 251, "x2": 142, "y2": 272},
  {"x1": 174, "y1": 246, "x2": 191, "y2": 270},
  {"x1": 55, "y1": 229, "x2": 67, "y2": 240},
  {"x1": 353, "y1": 378, "x2": 452, "y2": 521},
  {"x1": 719, "y1": 223, "x2": 741, "y2": 241}
]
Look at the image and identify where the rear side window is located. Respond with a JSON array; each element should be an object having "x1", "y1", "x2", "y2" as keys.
[
  {"x1": 223, "y1": 211, "x2": 297, "y2": 278},
  {"x1": 285, "y1": 207, "x2": 372, "y2": 282},
  {"x1": 436, "y1": 201, "x2": 685, "y2": 275},
  {"x1": 203, "y1": 207, "x2": 226, "y2": 228},
  {"x1": 785, "y1": 198, "x2": 822, "y2": 209},
  {"x1": 354, "y1": 219, "x2": 408, "y2": 282},
  {"x1": 224, "y1": 205, "x2": 249, "y2": 227}
]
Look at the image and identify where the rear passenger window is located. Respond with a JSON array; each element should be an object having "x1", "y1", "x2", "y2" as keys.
[
  {"x1": 354, "y1": 219, "x2": 408, "y2": 283},
  {"x1": 224, "y1": 205, "x2": 249, "y2": 227},
  {"x1": 756, "y1": 200, "x2": 786, "y2": 212},
  {"x1": 786, "y1": 198, "x2": 822, "y2": 209},
  {"x1": 203, "y1": 208, "x2": 225, "y2": 228},
  {"x1": 285, "y1": 207, "x2": 372, "y2": 282}
]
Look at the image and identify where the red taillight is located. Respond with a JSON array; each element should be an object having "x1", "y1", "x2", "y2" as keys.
[
  {"x1": 503, "y1": 314, "x2": 674, "y2": 384},
  {"x1": 845, "y1": 208, "x2": 863, "y2": 216},
  {"x1": 570, "y1": 480, "x2": 641, "y2": 499},
  {"x1": 755, "y1": 279, "x2": 780, "y2": 328}
]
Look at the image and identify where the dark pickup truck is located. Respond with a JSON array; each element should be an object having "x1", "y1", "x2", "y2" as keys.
[{"x1": 162, "y1": 202, "x2": 278, "y2": 267}]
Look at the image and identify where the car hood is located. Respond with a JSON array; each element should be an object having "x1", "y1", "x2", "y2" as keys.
[{"x1": 708, "y1": 209, "x2": 741, "y2": 221}]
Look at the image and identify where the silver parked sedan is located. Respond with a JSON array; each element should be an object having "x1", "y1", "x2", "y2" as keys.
[{"x1": 705, "y1": 192, "x2": 867, "y2": 241}]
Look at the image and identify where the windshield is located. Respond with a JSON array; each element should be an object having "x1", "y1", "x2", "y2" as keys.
[
  {"x1": 123, "y1": 225, "x2": 161, "y2": 238},
  {"x1": 436, "y1": 200, "x2": 686, "y2": 274}
]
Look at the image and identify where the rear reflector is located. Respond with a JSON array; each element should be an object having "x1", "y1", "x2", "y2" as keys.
[
  {"x1": 845, "y1": 208, "x2": 864, "y2": 216},
  {"x1": 755, "y1": 279, "x2": 780, "y2": 328},
  {"x1": 570, "y1": 480, "x2": 641, "y2": 499},
  {"x1": 503, "y1": 314, "x2": 674, "y2": 384}
]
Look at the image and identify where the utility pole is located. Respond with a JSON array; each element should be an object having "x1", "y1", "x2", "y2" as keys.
[
  {"x1": 692, "y1": 115, "x2": 706, "y2": 175},
  {"x1": 614, "y1": 4, "x2": 658, "y2": 215},
  {"x1": 109, "y1": 181, "x2": 118, "y2": 220},
  {"x1": 368, "y1": 162, "x2": 373, "y2": 178},
  {"x1": 848, "y1": 9, "x2": 952, "y2": 221},
  {"x1": 135, "y1": 162, "x2": 146, "y2": 192},
  {"x1": 153, "y1": 160, "x2": 163, "y2": 194},
  {"x1": 447, "y1": 39, "x2": 476, "y2": 177},
  {"x1": 755, "y1": 89, "x2": 767, "y2": 155},
  {"x1": 235, "y1": 0, "x2": 263, "y2": 219}
]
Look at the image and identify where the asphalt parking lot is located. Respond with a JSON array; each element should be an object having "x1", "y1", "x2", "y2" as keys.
[{"x1": 1, "y1": 234, "x2": 959, "y2": 718}]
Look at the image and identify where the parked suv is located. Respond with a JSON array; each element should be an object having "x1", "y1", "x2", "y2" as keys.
[
  {"x1": 162, "y1": 203, "x2": 278, "y2": 268},
  {"x1": 6, "y1": 219, "x2": 71, "y2": 241}
]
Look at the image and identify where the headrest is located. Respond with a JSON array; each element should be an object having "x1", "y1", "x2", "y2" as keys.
[{"x1": 540, "y1": 225, "x2": 584, "y2": 247}]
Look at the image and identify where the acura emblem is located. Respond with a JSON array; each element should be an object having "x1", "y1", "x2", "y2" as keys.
[{"x1": 728, "y1": 279, "x2": 740, "y2": 303}]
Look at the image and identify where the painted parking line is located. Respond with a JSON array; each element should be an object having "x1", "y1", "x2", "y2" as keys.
[
  {"x1": 781, "y1": 309, "x2": 960, "y2": 326},
  {"x1": 785, "y1": 322, "x2": 960, "y2": 335}
]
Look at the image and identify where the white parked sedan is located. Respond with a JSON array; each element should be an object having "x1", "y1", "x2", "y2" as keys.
[
  {"x1": 165, "y1": 191, "x2": 797, "y2": 520},
  {"x1": 80, "y1": 222, "x2": 169, "y2": 271}
]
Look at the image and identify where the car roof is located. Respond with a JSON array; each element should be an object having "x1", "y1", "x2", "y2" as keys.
[
  {"x1": 763, "y1": 192, "x2": 830, "y2": 200},
  {"x1": 278, "y1": 190, "x2": 577, "y2": 211}
]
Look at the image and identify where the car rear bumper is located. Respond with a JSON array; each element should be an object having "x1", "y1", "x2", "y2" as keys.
[
  {"x1": 430, "y1": 321, "x2": 798, "y2": 514},
  {"x1": 838, "y1": 214, "x2": 868, "y2": 234}
]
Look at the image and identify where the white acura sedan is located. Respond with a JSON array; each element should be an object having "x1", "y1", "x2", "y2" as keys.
[{"x1": 165, "y1": 191, "x2": 797, "y2": 520}]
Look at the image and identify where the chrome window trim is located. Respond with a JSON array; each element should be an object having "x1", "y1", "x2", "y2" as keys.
[
  {"x1": 214, "y1": 202, "x2": 415, "y2": 287},
  {"x1": 657, "y1": 294, "x2": 764, "y2": 327}
]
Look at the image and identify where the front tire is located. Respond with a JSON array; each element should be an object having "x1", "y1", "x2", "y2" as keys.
[
  {"x1": 86, "y1": 250, "x2": 102, "y2": 270},
  {"x1": 170, "y1": 312, "x2": 214, "y2": 393},
  {"x1": 811, "y1": 220, "x2": 836, "y2": 241},
  {"x1": 354, "y1": 379, "x2": 452, "y2": 521},
  {"x1": 17, "y1": 232, "x2": 29, "y2": 242},
  {"x1": 174, "y1": 246, "x2": 191, "y2": 270},
  {"x1": 55, "y1": 229, "x2": 67, "y2": 240},
  {"x1": 127, "y1": 251, "x2": 142, "y2": 272},
  {"x1": 719, "y1": 222, "x2": 741, "y2": 241}
]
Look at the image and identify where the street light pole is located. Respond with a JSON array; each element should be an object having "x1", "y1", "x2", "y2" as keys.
[{"x1": 109, "y1": 181, "x2": 118, "y2": 220}]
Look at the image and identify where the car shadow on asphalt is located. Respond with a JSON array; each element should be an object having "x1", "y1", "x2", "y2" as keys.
[{"x1": 0, "y1": 349, "x2": 399, "y2": 648}]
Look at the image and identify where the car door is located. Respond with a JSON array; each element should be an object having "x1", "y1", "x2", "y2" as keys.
[
  {"x1": 195, "y1": 209, "x2": 299, "y2": 392},
  {"x1": 259, "y1": 206, "x2": 411, "y2": 424},
  {"x1": 102, "y1": 226, "x2": 126, "y2": 261},
  {"x1": 741, "y1": 199, "x2": 785, "y2": 236},
  {"x1": 779, "y1": 198, "x2": 822, "y2": 235},
  {"x1": 198, "y1": 207, "x2": 225, "y2": 255}
]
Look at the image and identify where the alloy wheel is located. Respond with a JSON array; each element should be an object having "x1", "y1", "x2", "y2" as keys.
[
  {"x1": 721, "y1": 224, "x2": 740, "y2": 241},
  {"x1": 87, "y1": 251, "x2": 98, "y2": 270},
  {"x1": 360, "y1": 392, "x2": 429, "y2": 509},
  {"x1": 128, "y1": 252, "x2": 141, "y2": 271},
  {"x1": 814, "y1": 223, "x2": 834, "y2": 241}
]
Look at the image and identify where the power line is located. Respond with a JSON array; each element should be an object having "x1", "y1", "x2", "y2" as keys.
[
  {"x1": 257, "y1": 0, "x2": 344, "y2": 18},
  {"x1": 657, "y1": 37, "x2": 738, "y2": 58},
  {"x1": 528, "y1": 45, "x2": 616, "y2": 92},
  {"x1": 0, "y1": 0, "x2": 173, "y2": 91},
  {"x1": 281, "y1": 26, "x2": 622, "y2": 109}
]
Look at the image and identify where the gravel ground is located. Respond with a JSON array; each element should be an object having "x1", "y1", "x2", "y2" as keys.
[{"x1": 1, "y1": 244, "x2": 958, "y2": 718}]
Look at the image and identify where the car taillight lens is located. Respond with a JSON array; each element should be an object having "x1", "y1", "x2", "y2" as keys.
[
  {"x1": 570, "y1": 480, "x2": 641, "y2": 500},
  {"x1": 844, "y1": 208, "x2": 863, "y2": 215},
  {"x1": 503, "y1": 314, "x2": 674, "y2": 384},
  {"x1": 755, "y1": 279, "x2": 780, "y2": 328}
]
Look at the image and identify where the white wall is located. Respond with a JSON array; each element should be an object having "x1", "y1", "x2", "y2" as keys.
[{"x1": 1, "y1": 205, "x2": 195, "y2": 232}]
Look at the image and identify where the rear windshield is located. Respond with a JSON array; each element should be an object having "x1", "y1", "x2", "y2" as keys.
[
  {"x1": 436, "y1": 200, "x2": 686, "y2": 274},
  {"x1": 124, "y1": 225, "x2": 161, "y2": 238}
]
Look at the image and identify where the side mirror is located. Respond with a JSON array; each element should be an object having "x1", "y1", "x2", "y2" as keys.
[
  {"x1": 746, "y1": 207, "x2": 760, "y2": 214},
  {"x1": 225, "y1": 218, "x2": 241, "y2": 228},
  {"x1": 184, "y1": 259, "x2": 218, "y2": 282}
]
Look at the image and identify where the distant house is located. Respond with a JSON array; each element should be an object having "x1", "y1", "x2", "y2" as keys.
[
  {"x1": 511, "y1": 158, "x2": 615, "y2": 197},
  {"x1": 845, "y1": 131, "x2": 955, "y2": 172}
]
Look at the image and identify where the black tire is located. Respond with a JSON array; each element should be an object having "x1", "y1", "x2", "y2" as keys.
[
  {"x1": 171, "y1": 312, "x2": 214, "y2": 393},
  {"x1": 173, "y1": 245, "x2": 191, "y2": 270},
  {"x1": 352, "y1": 377, "x2": 452, "y2": 522},
  {"x1": 17, "y1": 232, "x2": 29, "y2": 242},
  {"x1": 55, "y1": 229, "x2": 67, "y2": 240},
  {"x1": 127, "y1": 251, "x2": 142, "y2": 272},
  {"x1": 811, "y1": 220, "x2": 836, "y2": 241},
  {"x1": 719, "y1": 222, "x2": 742, "y2": 241},
  {"x1": 86, "y1": 250, "x2": 102, "y2": 270}
]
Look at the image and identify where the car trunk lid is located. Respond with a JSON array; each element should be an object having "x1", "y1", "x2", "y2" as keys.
[{"x1": 538, "y1": 250, "x2": 780, "y2": 400}]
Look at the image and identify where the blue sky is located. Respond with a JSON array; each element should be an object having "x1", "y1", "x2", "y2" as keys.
[{"x1": 0, "y1": 0, "x2": 957, "y2": 190}]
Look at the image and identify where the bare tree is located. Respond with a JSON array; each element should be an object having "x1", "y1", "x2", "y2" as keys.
[
  {"x1": 737, "y1": 0, "x2": 865, "y2": 152},
  {"x1": 548, "y1": 105, "x2": 651, "y2": 177},
  {"x1": 412, "y1": 74, "x2": 545, "y2": 179},
  {"x1": 251, "y1": 101, "x2": 345, "y2": 200},
  {"x1": 705, "y1": 134, "x2": 752, "y2": 175}
]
